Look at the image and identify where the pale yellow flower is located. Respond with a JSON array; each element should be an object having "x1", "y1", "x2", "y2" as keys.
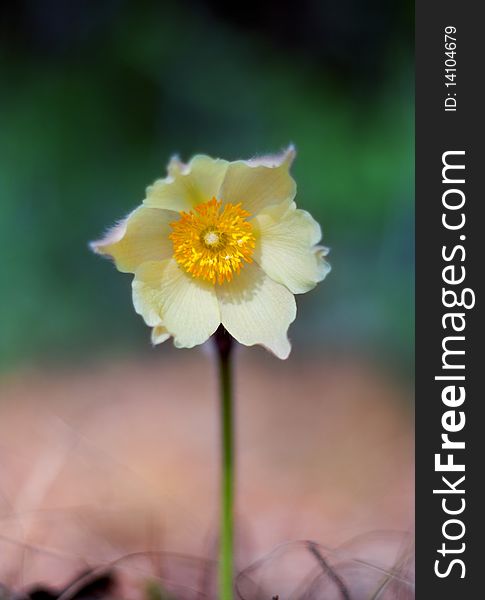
[{"x1": 91, "y1": 147, "x2": 330, "y2": 358}]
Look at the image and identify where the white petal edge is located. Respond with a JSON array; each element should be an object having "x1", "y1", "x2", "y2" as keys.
[
  {"x1": 243, "y1": 145, "x2": 296, "y2": 168},
  {"x1": 216, "y1": 262, "x2": 296, "y2": 359},
  {"x1": 132, "y1": 259, "x2": 220, "y2": 348}
]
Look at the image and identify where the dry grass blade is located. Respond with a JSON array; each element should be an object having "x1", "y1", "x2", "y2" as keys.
[{"x1": 306, "y1": 541, "x2": 351, "y2": 600}]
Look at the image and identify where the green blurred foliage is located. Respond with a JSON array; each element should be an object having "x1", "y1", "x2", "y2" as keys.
[{"x1": 0, "y1": 1, "x2": 413, "y2": 370}]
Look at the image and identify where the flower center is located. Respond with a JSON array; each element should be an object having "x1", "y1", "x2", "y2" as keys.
[
  {"x1": 169, "y1": 197, "x2": 256, "y2": 284},
  {"x1": 203, "y1": 230, "x2": 221, "y2": 247}
]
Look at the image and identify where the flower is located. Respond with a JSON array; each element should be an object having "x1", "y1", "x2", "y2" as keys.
[{"x1": 91, "y1": 147, "x2": 330, "y2": 359}]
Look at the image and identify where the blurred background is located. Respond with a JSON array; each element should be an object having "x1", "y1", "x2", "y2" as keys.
[{"x1": 0, "y1": 0, "x2": 414, "y2": 596}]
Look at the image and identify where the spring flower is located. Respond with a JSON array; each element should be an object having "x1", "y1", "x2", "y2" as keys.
[{"x1": 91, "y1": 147, "x2": 330, "y2": 359}]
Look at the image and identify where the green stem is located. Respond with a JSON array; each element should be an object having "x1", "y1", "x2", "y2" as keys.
[{"x1": 214, "y1": 326, "x2": 234, "y2": 600}]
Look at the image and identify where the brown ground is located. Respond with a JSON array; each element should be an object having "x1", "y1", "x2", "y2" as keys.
[{"x1": 0, "y1": 348, "x2": 413, "y2": 596}]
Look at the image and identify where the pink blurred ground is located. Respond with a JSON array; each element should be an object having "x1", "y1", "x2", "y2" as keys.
[{"x1": 0, "y1": 348, "x2": 413, "y2": 592}]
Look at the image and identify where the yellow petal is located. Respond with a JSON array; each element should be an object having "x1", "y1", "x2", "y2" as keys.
[
  {"x1": 90, "y1": 207, "x2": 176, "y2": 274},
  {"x1": 133, "y1": 259, "x2": 220, "y2": 348},
  {"x1": 144, "y1": 155, "x2": 229, "y2": 212},
  {"x1": 216, "y1": 263, "x2": 296, "y2": 359},
  {"x1": 151, "y1": 325, "x2": 171, "y2": 346},
  {"x1": 254, "y1": 202, "x2": 331, "y2": 294},
  {"x1": 219, "y1": 146, "x2": 296, "y2": 215}
]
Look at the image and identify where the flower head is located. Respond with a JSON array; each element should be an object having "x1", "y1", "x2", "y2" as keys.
[{"x1": 91, "y1": 147, "x2": 330, "y2": 359}]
